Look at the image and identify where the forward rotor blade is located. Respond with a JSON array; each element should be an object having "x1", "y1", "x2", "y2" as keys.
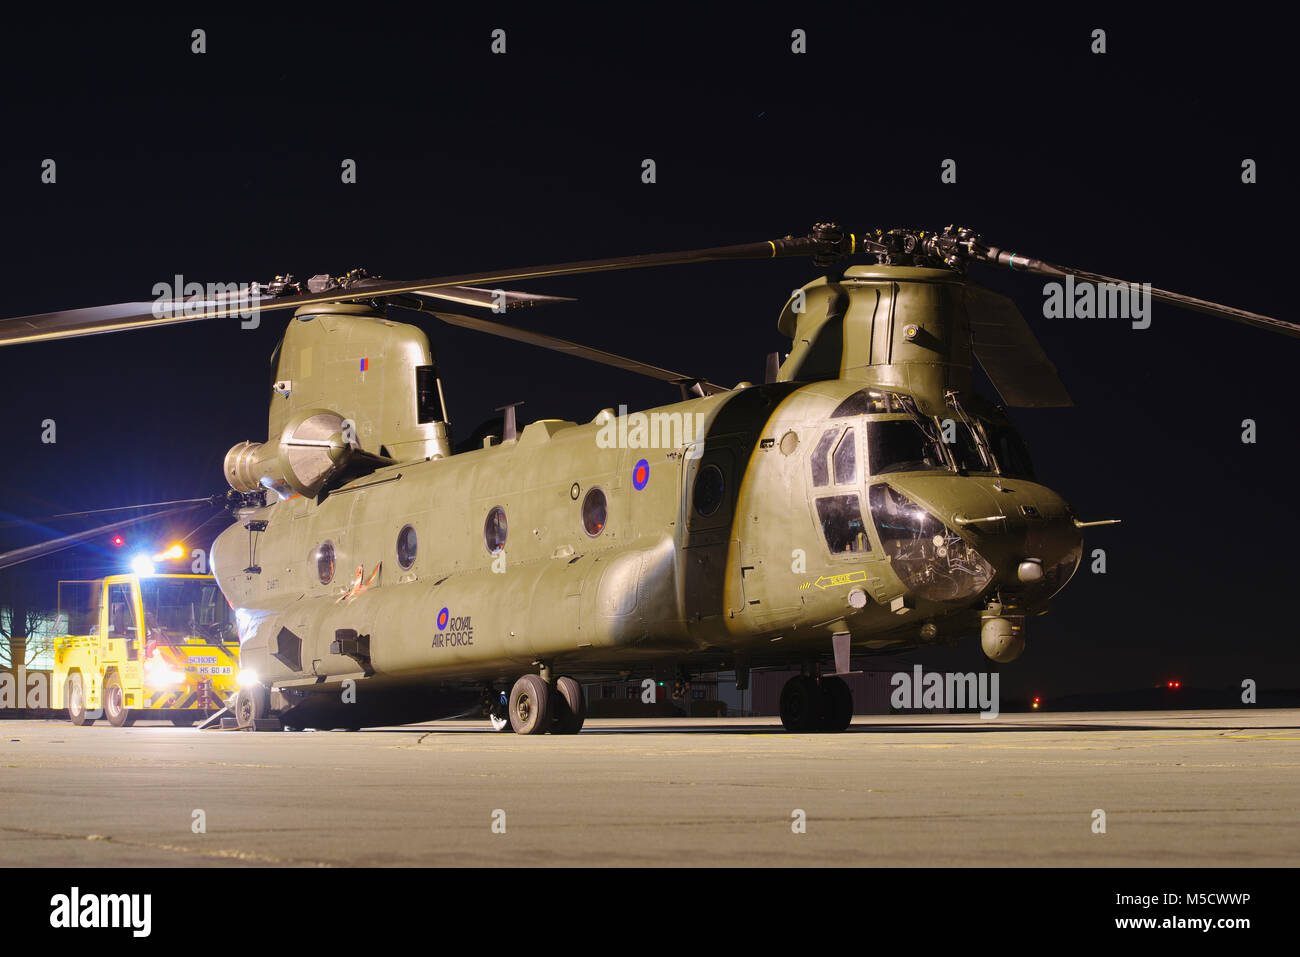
[
  {"x1": 973, "y1": 245, "x2": 1298, "y2": 338},
  {"x1": 0, "y1": 232, "x2": 827, "y2": 348},
  {"x1": 0, "y1": 503, "x2": 209, "y2": 572},
  {"x1": 408, "y1": 301, "x2": 728, "y2": 395}
]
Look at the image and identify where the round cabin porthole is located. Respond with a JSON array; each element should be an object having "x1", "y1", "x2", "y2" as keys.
[
  {"x1": 396, "y1": 524, "x2": 418, "y2": 569},
  {"x1": 484, "y1": 506, "x2": 508, "y2": 553},
  {"x1": 582, "y1": 487, "x2": 608, "y2": 537},
  {"x1": 314, "y1": 540, "x2": 336, "y2": 585}
]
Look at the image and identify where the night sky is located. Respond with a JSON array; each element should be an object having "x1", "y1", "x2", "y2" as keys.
[{"x1": 0, "y1": 11, "x2": 1294, "y2": 699}]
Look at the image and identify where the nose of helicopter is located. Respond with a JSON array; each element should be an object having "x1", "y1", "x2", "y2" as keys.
[{"x1": 874, "y1": 474, "x2": 1084, "y2": 604}]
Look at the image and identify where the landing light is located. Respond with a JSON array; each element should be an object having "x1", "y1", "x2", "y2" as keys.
[
  {"x1": 237, "y1": 669, "x2": 259, "y2": 687},
  {"x1": 153, "y1": 542, "x2": 186, "y2": 561},
  {"x1": 130, "y1": 554, "x2": 156, "y2": 577}
]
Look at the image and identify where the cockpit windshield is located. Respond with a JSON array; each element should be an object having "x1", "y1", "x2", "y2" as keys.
[
  {"x1": 866, "y1": 419, "x2": 949, "y2": 475},
  {"x1": 978, "y1": 420, "x2": 1035, "y2": 479},
  {"x1": 947, "y1": 420, "x2": 991, "y2": 472},
  {"x1": 138, "y1": 578, "x2": 234, "y2": 645}
]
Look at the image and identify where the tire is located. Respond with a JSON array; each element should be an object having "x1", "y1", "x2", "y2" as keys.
[
  {"x1": 553, "y1": 676, "x2": 586, "y2": 734},
  {"x1": 67, "y1": 674, "x2": 94, "y2": 726},
  {"x1": 508, "y1": 674, "x2": 551, "y2": 735},
  {"x1": 820, "y1": 676, "x2": 854, "y2": 732},
  {"x1": 779, "y1": 675, "x2": 824, "y2": 732},
  {"x1": 235, "y1": 684, "x2": 270, "y2": 728},
  {"x1": 103, "y1": 674, "x2": 134, "y2": 727}
]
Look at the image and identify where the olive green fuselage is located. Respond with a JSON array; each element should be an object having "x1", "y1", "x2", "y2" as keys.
[
  {"x1": 210, "y1": 264, "x2": 1085, "y2": 709},
  {"x1": 212, "y1": 379, "x2": 1080, "y2": 698}
]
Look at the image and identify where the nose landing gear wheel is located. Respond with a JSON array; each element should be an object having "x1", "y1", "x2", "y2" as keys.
[
  {"x1": 552, "y1": 675, "x2": 586, "y2": 734},
  {"x1": 508, "y1": 674, "x2": 552, "y2": 735},
  {"x1": 235, "y1": 684, "x2": 270, "y2": 729},
  {"x1": 819, "y1": 676, "x2": 854, "y2": 732},
  {"x1": 779, "y1": 675, "x2": 825, "y2": 732}
]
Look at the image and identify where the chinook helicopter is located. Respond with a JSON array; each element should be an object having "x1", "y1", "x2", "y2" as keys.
[{"x1": 0, "y1": 224, "x2": 1292, "y2": 733}]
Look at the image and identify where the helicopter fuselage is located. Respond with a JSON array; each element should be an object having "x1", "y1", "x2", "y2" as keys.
[{"x1": 211, "y1": 375, "x2": 1083, "y2": 717}]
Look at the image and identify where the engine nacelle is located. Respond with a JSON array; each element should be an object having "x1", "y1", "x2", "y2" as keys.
[{"x1": 224, "y1": 408, "x2": 352, "y2": 499}]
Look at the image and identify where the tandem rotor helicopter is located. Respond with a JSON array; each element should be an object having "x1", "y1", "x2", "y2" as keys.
[{"x1": 0, "y1": 224, "x2": 1292, "y2": 733}]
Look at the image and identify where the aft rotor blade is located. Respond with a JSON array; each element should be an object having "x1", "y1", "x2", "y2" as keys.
[
  {"x1": 415, "y1": 285, "x2": 575, "y2": 311},
  {"x1": 410, "y1": 302, "x2": 728, "y2": 395},
  {"x1": 0, "y1": 503, "x2": 209, "y2": 571},
  {"x1": 0, "y1": 232, "x2": 829, "y2": 347},
  {"x1": 0, "y1": 496, "x2": 216, "y2": 530}
]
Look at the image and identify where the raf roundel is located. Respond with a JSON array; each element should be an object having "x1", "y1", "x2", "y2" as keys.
[
  {"x1": 437, "y1": 607, "x2": 449, "y2": 631},
  {"x1": 632, "y1": 458, "x2": 650, "y2": 491}
]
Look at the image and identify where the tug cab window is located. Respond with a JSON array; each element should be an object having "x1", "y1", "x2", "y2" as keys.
[
  {"x1": 107, "y1": 583, "x2": 139, "y2": 660},
  {"x1": 107, "y1": 585, "x2": 135, "y2": 639},
  {"x1": 139, "y1": 578, "x2": 234, "y2": 645}
]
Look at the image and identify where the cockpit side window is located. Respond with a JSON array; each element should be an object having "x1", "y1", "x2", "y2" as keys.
[
  {"x1": 832, "y1": 429, "x2": 857, "y2": 484},
  {"x1": 810, "y1": 428, "x2": 838, "y2": 487},
  {"x1": 815, "y1": 494, "x2": 870, "y2": 554}
]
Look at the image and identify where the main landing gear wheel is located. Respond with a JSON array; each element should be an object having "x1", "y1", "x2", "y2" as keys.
[
  {"x1": 508, "y1": 674, "x2": 551, "y2": 735},
  {"x1": 552, "y1": 675, "x2": 586, "y2": 734},
  {"x1": 778, "y1": 675, "x2": 825, "y2": 732},
  {"x1": 820, "y1": 676, "x2": 853, "y2": 732},
  {"x1": 103, "y1": 673, "x2": 135, "y2": 727},
  {"x1": 67, "y1": 674, "x2": 94, "y2": 726}
]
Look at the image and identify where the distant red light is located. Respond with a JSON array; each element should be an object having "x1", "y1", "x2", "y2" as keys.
[{"x1": 111, "y1": 535, "x2": 125, "y2": 547}]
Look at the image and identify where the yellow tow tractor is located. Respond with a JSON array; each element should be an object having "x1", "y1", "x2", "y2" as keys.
[{"x1": 53, "y1": 569, "x2": 241, "y2": 727}]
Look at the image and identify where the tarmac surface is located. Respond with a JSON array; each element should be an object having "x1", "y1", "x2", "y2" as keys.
[{"x1": 1, "y1": 709, "x2": 1297, "y2": 866}]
